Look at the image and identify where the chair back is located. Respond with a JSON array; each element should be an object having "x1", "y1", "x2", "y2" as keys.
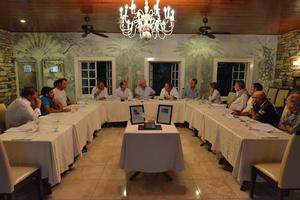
[
  {"x1": 279, "y1": 135, "x2": 300, "y2": 188},
  {"x1": 274, "y1": 89, "x2": 290, "y2": 108},
  {"x1": 0, "y1": 104, "x2": 7, "y2": 133},
  {"x1": 227, "y1": 92, "x2": 236, "y2": 105},
  {"x1": 280, "y1": 106, "x2": 289, "y2": 122},
  {"x1": 267, "y1": 87, "x2": 279, "y2": 104},
  {"x1": 0, "y1": 138, "x2": 14, "y2": 193}
]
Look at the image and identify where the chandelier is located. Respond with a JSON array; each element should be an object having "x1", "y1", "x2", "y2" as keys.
[{"x1": 119, "y1": 0, "x2": 175, "y2": 40}]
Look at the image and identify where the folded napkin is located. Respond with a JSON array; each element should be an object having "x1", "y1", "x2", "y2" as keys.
[{"x1": 249, "y1": 123, "x2": 276, "y2": 133}]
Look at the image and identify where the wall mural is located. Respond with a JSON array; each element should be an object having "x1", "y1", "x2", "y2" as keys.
[
  {"x1": 12, "y1": 33, "x2": 278, "y2": 99},
  {"x1": 176, "y1": 37, "x2": 223, "y2": 92}
]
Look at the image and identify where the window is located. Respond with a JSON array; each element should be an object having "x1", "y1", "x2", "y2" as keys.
[
  {"x1": 149, "y1": 62, "x2": 180, "y2": 95},
  {"x1": 50, "y1": 65, "x2": 59, "y2": 73},
  {"x1": 23, "y1": 65, "x2": 32, "y2": 73},
  {"x1": 80, "y1": 61, "x2": 113, "y2": 95},
  {"x1": 216, "y1": 62, "x2": 248, "y2": 96}
]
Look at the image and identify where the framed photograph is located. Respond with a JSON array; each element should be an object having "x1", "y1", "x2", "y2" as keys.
[
  {"x1": 156, "y1": 104, "x2": 173, "y2": 125},
  {"x1": 129, "y1": 105, "x2": 145, "y2": 125}
]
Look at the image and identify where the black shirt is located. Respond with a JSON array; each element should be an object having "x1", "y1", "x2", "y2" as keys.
[{"x1": 253, "y1": 100, "x2": 280, "y2": 127}]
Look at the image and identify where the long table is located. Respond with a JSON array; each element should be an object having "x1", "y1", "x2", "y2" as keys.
[
  {"x1": 185, "y1": 101, "x2": 290, "y2": 183},
  {"x1": 0, "y1": 99, "x2": 290, "y2": 186}
]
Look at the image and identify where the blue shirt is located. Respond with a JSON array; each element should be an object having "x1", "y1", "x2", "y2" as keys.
[
  {"x1": 41, "y1": 96, "x2": 55, "y2": 116},
  {"x1": 182, "y1": 87, "x2": 200, "y2": 99}
]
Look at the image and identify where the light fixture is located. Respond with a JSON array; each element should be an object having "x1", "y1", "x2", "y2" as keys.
[
  {"x1": 293, "y1": 60, "x2": 300, "y2": 66},
  {"x1": 20, "y1": 19, "x2": 26, "y2": 23},
  {"x1": 119, "y1": 0, "x2": 175, "y2": 40}
]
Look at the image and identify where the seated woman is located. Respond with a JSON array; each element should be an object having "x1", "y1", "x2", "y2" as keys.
[
  {"x1": 160, "y1": 82, "x2": 180, "y2": 100},
  {"x1": 208, "y1": 82, "x2": 221, "y2": 104},
  {"x1": 41, "y1": 87, "x2": 70, "y2": 116}
]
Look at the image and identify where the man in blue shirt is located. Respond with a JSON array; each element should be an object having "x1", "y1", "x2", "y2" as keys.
[
  {"x1": 182, "y1": 78, "x2": 200, "y2": 99},
  {"x1": 41, "y1": 87, "x2": 70, "y2": 115}
]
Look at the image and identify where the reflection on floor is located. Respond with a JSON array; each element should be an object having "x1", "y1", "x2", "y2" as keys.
[{"x1": 14, "y1": 128, "x2": 300, "y2": 200}]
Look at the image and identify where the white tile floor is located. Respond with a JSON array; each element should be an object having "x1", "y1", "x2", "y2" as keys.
[{"x1": 17, "y1": 127, "x2": 300, "y2": 200}]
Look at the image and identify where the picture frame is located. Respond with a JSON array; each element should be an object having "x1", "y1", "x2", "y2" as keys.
[
  {"x1": 156, "y1": 104, "x2": 173, "y2": 125},
  {"x1": 129, "y1": 105, "x2": 145, "y2": 125}
]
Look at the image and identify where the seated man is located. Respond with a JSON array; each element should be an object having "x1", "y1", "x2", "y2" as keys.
[
  {"x1": 6, "y1": 87, "x2": 41, "y2": 128},
  {"x1": 235, "y1": 82, "x2": 263, "y2": 116},
  {"x1": 92, "y1": 81, "x2": 108, "y2": 100},
  {"x1": 251, "y1": 91, "x2": 279, "y2": 127},
  {"x1": 53, "y1": 78, "x2": 76, "y2": 107},
  {"x1": 182, "y1": 78, "x2": 200, "y2": 99},
  {"x1": 279, "y1": 92, "x2": 300, "y2": 134},
  {"x1": 160, "y1": 82, "x2": 180, "y2": 100},
  {"x1": 135, "y1": 79, "x2": 155, "y2": 99},
  {"x1": 41, "y1": 87, "x2": 70, "y2": 116},
  {"x1": 115, "y1": 80, "x2": 133, "y2": 100},
  {"x1": 229, "y1": 80, "x2": 249, "y2": 112}
]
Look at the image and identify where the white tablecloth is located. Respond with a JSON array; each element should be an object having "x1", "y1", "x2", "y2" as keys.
[
  {"x1": 102, "y1": 100, "x2": 186, "y2": 123},
  {"x1": 119, "y1": 123, "x2": 185, "y2": 173},
  {"x1": 0, "y1": 121, "x2": 74, "y2": 186},
  {"x1": 0, "y1": 99, "x2": 291, "y2": 185},
  {"x1": 185, "y1": 101, "x2": 290, "y2": 182}
]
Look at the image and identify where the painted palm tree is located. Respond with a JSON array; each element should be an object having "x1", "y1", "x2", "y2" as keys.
[
  {"x1": 251, "y1": 38, "x2": 276, "y2": 90},
  {"x1": 14, "y1": 33, "x2": 64, "y2": 89},
  {"x1": 176, "y1": 37, "x2": 222, "y2": 91},
  {"x1": 107, "y1": 38, "x2": 151, "y2": 89}
]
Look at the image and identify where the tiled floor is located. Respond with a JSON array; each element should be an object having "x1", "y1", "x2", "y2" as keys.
[{"x1": 25, "y1": 128, "x2": 300, "y2": 200}]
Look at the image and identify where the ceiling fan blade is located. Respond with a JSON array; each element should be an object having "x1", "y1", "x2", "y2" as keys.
[
  {"x1": 91, "y1": 30, "x2": 109, "y2": 38},
  {"x1": 82, "y1": 32, "x2": 88, "y2": 38},
  {"x1": 210, "y1": 31, "x2": 231, "y2": 35},
  {"x1": 206, "y1": 33, "x2": 216, "y2": 39}
]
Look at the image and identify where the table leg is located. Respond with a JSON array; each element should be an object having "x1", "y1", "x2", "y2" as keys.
[
  {"x1": 162, "y1": 172, "x2": 172, "y2": 181},
  {"x1": 130, "y1": 172, "x2": 141, "y2": 181},
  {"x1": 240, "y1": 181, "x2": 249, "y2": 191}
]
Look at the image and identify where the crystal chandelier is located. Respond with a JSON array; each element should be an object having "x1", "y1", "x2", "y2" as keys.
[{"x1": 119, "y1": 0, "x2": 175, "y2": 40}]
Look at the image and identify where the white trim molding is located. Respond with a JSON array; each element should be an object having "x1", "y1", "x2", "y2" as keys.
[
  {"x1": 144, "y1": 57, "x2": 185, "y2": 94},
  {"x1": 213, "y1": 57, "x2": 254, "y2": 92},
  {"x1": 74, "y1": 57, "x2": 116, "y2": 99}
]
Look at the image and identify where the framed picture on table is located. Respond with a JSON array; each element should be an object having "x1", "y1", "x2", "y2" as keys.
[
  {"x1": 156, "y1": 104, "x2": 173, "y2": 125},
  {"x1": 129, "y1": 105, "x2": 145, "y2": 125}
]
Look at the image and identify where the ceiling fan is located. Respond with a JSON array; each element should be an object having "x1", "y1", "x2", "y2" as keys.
[
  {"x1": 198, "y1": 17, "x2": 230, "y2": 39},
  {"x1": 81, "y1": 16, "x2": 108, "y2": 38}
]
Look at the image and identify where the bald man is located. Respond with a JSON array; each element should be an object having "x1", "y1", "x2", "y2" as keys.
[
  {"x1": 135, "y1": 80, "x2": 155, "y2": 99},
  {"x1": 279, "y1": 92, "x2": 300, "y2": 134},
  {"x1": 251, "y1": 91, "x2": 279, "y2": 127}
]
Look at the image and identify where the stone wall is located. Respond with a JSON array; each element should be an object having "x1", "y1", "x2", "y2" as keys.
[
  {"x1": 274, "y1": 30, "x2": 300, "y2": 88},
  {"x1": 0, "y1": 29, "x2": 16, "y2": 105}
]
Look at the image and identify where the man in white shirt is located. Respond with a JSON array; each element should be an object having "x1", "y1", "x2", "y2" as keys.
[
  {"x1": 6, "y1": 87, "x2": 41, "y2": 128},
  {"x1": 182, "y1": 78, "x2": 200, "y2": 99},
  {"x1": 229, "y1": 80, "x2": 249, "y2": 111},
  {"x1": 92, "y1": 81, "x2": 108, "y2": 100},
  {"x1": 115, "y1": 80, "x2": 133, "y2": 100},
  {"x1": 135, "y1": 79, "x2": 155, "y2": 99},
  {"x1": 237, "y1": 83, "x2": 263, "y2": 115},
  {"x1": 53, "y1": 78, "x2": 76, "y2": 107},
  {"x1": 160, "y1": 82, "x2": 180, "y2": 100}
]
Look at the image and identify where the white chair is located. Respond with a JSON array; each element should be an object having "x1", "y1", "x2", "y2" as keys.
[
  {"x1": 0, "y1": 104, "x2": 6, "y2": 133},
  {"x1": 267, "y1": 87, "x2": 279, "y2": 104},
  {"x1": 0, "y1": 138, "x2": 43, "y2": 200},
  {"x1": 227, "y1": 92, "x2": 236, "y2": 105},
  {"x1": 274, "y1": 89, "x2": 290, "y2": 108},
  {"x1": 250, "y1": 134, "x2": 300, "y2": 199}
]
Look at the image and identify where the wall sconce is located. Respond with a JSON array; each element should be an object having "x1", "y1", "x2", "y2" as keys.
[{"x1": 293, "y1": 60, "x2": 300, "y2": 67}]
